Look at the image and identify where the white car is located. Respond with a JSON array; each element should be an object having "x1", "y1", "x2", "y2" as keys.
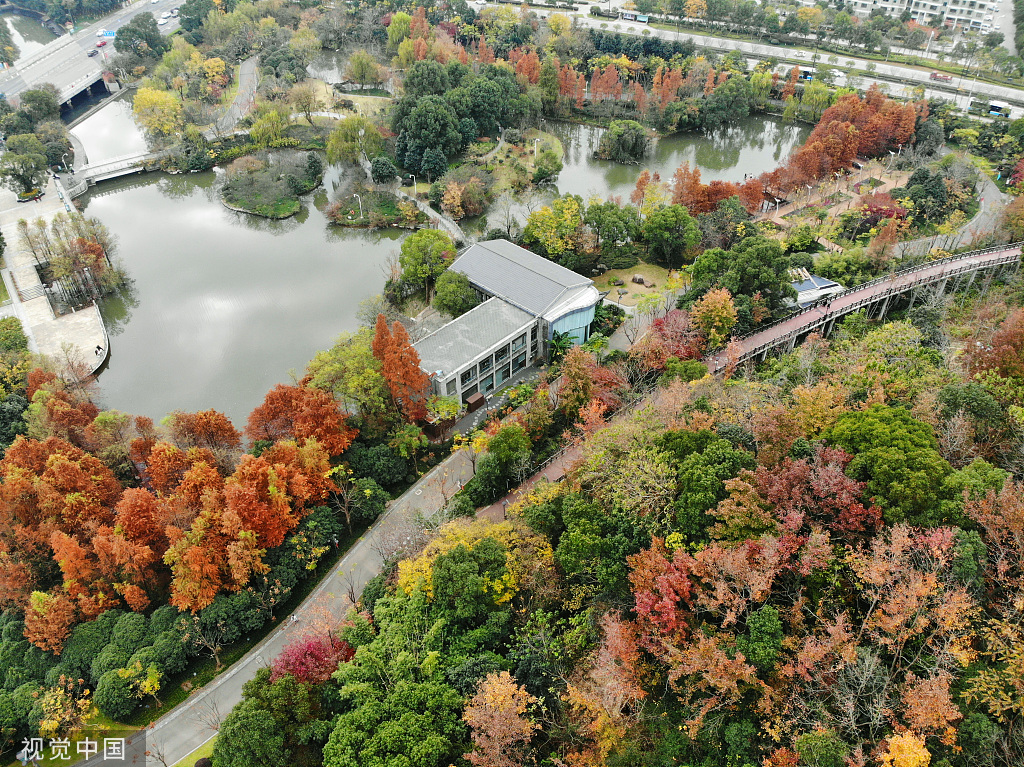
[
  {"x1": 96, "y1": 28, "x2": 107, "y2": 36},
  {"x1": 160, "y1": 11, "x2": 170, "y2": 18},
  {"x1": 157, "y1": 17, "x2": 168, "y2": 24}
]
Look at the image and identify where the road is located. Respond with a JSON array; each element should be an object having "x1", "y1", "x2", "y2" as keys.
[
  {"x1": 99, "y1": 450, "x2": 475, "y2": 767},
  {"x1": 0, "y1": 0, "x2": 182, "y2": 104}
]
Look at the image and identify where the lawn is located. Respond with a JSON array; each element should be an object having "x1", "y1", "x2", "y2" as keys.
[
  {"x1": 170, "y1": 737, "x2": 216, "y2": 767},
  {"x1": 0, "y1": 274, "x2": 10, "y2": 304},
  {"x1": 594, "y1": 262, "x2": 675, "y2": 306}
]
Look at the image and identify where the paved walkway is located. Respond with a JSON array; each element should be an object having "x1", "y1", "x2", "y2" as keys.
[
  {"x1": 478, "y1": 445, "x2": 582, "y2": 522},
  {"x1": 98, "y1": 449, "x2": 475, "y2": 766},
  {"x1": 0, "y1": 182, "x2": 108, "y2": 374},
  {"x1": 210, "y1": 57, "x2": 259, "y2": 137}
]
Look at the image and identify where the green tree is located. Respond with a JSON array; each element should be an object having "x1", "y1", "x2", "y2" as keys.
[
  {"x1": 114, "y1": 13, "x2": 170, "y2": 58},
  {"x1": 399, "y1": 96, "x2": 462, "y2": 171},
  {"x1": 643, "y1": 204, "x2": 700, "y2": 267},
  {"x1": 212, "y1": 700, "x2": 288, "y2": 767},
  {"x1": 687, "y1": 235, "x2": 796, "y2": 327},
  {"x1": 825, "y1": 404, "x2": 953, "y2": 526},
  {"x1": 403, "y1": 60, "x2": 451, "y2": 98},
  {"x1": 532, "y1": 147, "x2": 562, "y2": 184},
  {"x1": 249, "y1": 110, "x2": 286, "y2": 148},
  {"x1": 399, "y1": 229, "x2": 456, "y2": 297},
  {"x1": 0, "y1": 146, "x2": 47, "y2": 194},
  {"x1": 433, "y1": 270, "x2": 480, "y2": 317},
  {"x1": 538, "y1": 58, "x2": 559, "y2": 114},
  {"x1": 701, "y1": 75, "x2": 753, "y2": 130},
  {"x1": 595, "y1": 119, "x2": 650, "y2": 163},
  {"x1": 345, "y1": 49, "x2": 381, "y2": 90},
  {"x1": 18, "y1": 87, "x2": 60, "y2": 125},
  {"x1": 370, "y1": 156, "x2": 398, "y2": 185},
  {"x1": 421, "y1": 147, "x2": 449, "y2": 182},
  {"x1": 735, "y1": 604, "x2": 782, "y2": 673},
  {"x1": 326, "y1": 116, "x2": 385, "y2": 164},
  {"x1": 387, "y1": 11, "x2": 412, "y2": 50}
]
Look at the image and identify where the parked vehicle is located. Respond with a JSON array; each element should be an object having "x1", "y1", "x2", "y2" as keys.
[{"x1": 930, "y1": 71, "x2": 952, "y2": 82}]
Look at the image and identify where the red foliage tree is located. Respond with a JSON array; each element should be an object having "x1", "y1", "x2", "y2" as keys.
[
  {"x1": 270, "y1": 633, "x2": 355, "y2": 684},
  {"x1": 382, "y1": 321, "x2": 431, "y2": 423},
  {"x1": 245, "y1": 384, "x2": 358, "y2": 456},
  {"x1": 166, "y1": 409, "x2": 241, "y2": 453},
  {"x1": 968, "y1": 307, "x2": 1024, "y2": 380}
]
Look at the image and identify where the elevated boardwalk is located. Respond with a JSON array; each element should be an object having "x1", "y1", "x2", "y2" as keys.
[{"x1": 709, "y1": 243, "x2": 1023, "y2": 373}]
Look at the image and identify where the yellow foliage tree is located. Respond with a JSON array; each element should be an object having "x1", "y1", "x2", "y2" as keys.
[
  {"x1": 132, "y1": 87, "x2": 182, "y2": 136},
  {"x1": 880, "y1": 731, "x2": 931, "y2": 767},
  {"x1": 397, "y1": 518, "x2": 555, "y2": 603}
]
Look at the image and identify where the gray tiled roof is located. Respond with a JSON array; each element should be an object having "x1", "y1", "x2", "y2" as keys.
[
  {"x1": 449, "y1": 240, "x2": 593, "y2": 316},
  {"x1": 414, "y1": 297, "x2": 534, "y2": 377}
]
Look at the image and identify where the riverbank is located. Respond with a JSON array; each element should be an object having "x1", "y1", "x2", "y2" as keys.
[{"x1": 0, "y1": 178, "x2": 108, "y2": 376}]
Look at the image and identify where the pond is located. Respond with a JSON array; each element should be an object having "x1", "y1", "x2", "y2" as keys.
[
  {"x1": 70, "y1": 93, "x2": 150, "y2": 164},
  {"x1": 547, "y1": 115, "x2": 811, "y2": 201},
  {"x1": 82, "y1": 169, "x2": 404, "y2": 427},
  {"x1": 72, "y1": 104, "x2": 807, "y2": 425},
  {"x1": 4, "y1": 13, "x2": 56, "y2": 62}
]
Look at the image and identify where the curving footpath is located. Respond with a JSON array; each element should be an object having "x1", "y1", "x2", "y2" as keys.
[
  {"x1": 81, "y1": 451, "x2": 474, "y2": 766},
  {"x1": 709, "y1": 243, "x2": 1023, "y2": 373}
]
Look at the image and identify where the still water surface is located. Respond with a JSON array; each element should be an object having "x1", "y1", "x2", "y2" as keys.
[
  {"x1": 82, "y1": 172, "x2": 403, "y2": 426},
  {"x1": 75, "y1": 109, "x2": 806, "y2": 424},
  {"x1": 5, "y1": 14, "x2": 56, "y2": 62},
  {"x1": 549, "y1": 117, "x2": 811, "y2": 200}
]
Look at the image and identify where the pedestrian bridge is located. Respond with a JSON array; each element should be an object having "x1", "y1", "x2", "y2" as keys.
[
  {"x1": 64, "y1": 149, "x2": 169, "y2": 197},
  {"x1": 709, "y1": 243, "x2": 1023, "y2": 373}
]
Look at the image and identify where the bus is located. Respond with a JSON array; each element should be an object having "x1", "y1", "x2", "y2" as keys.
[
  {"x1": 989, "y1": 101, "x2": 1011, "y2": 118},
  {"x1": 618, "y1": 11, "x2": 649, "y2": 22}
]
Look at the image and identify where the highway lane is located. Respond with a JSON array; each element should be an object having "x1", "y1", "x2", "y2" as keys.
[{"x1": 0, "y1": 0, "x2": 182, "y2": 103}]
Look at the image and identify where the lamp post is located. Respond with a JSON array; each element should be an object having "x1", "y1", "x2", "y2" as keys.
[
  {"x1": 352, "y1": 193, "x2": 363, "y2": 219},
  {"x1": 61, "y1": 153, "x2": 69, "y2": 171},
  {"x1": 533, "y1": 138, "x2": 540, "y2": 157},
  {"x1": 411, "y1": 174, "x2": 417, "y2": 194}
]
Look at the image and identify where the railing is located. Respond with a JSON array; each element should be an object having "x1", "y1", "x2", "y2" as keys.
[{"x1": 707, "y1": 243, "x2": 1023, "y2": 373}]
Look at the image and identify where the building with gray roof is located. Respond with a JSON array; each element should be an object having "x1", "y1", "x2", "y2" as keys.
[
  {"x1": 413, "y1": 241, "x2": 603, "y2": 404},
  {"x1": 448, "y1": 240, "x2": 602, "y2": 343}
]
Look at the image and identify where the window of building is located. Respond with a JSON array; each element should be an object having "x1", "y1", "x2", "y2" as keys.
[
  {"x1": 481, "y1": 374, "x2": 494, "y2": 394},
  {"x1": 446, "y1": 379, "x2": 456, "y2": 396},
  {"x1": 496, "y1": 364, "x2": 511, "y2": 385},
  {"x1": 512, "y1": 352, "x2": 527, "y2": 373},
  {"x1": 512, "y1": 334, "x2": 526, "y2": 352},
  {"x1": 480, "y1": 355, "x2": 493, "y2": 375},
  {"x1": 461, "y1": 384, "x2": 478, "y2": 403},
  {"x1": 495, "y1": 345, "x2": 510, "y2": 363},
  {"x1": 461, "y1": 366, "x2": 477, "y2": 386}
]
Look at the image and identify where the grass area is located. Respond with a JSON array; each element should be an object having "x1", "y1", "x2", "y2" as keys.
[
  {"x1": 338, "y1": 92, "x2": 393, "y2": 117},
  {"x1": 220, "y1": 63, "x2": 242, "y2": 110},
  {"x1": 594, "y1": 262, "x2": 673, "y2": 305},
  {"x1": 170, "y1": 737, "x2": 216, "y2": 767},
  {"x1": 480, "y1": 128, "x2": 564, "y2": 194},
  {"x1": 0, "y1": 275, "x2": 10, "y2": 304}
]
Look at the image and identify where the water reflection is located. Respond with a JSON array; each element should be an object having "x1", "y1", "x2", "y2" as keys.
[
  {"x1": 547, "y1": 116, "x2": 810, "y2": 201},
  {"x1": 83, "y1": 171, "x2": 405, "y2": 425},
  {"x1": 70, "y1": 94, "x2": 150, "y2": 164},
  {"x1": 5, "y1": 14, "x2": 56, "y2": 62}
]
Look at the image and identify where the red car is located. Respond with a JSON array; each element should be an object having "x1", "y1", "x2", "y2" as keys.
[{"x1": 95, "y1": 40, "x2": 107, "y2": 47}]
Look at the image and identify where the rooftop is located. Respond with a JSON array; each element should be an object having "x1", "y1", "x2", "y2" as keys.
[
  {"x1": 449, "y1": 240, "x2": 595, "y2": 319},
  {"x1": 413, "y1": 297, "x2": 535, "y2": 378}
]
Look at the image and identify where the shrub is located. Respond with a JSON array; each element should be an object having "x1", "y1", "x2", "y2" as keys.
[
  {"x1": 345, "y1": 443, "x2": 407, "y2": 488},
  {"x1": 152, "y1": 631, "x2": 189, "y2": 677},
  {"x1": 94, "y1": 669, "x2": 137, "y2": 721},
  {"x1": 90, "y1": 646, "x2": 130, "y2": 686},
  {"x1": 111, "y1": 612, "x2": 150, "y2": 655}
]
